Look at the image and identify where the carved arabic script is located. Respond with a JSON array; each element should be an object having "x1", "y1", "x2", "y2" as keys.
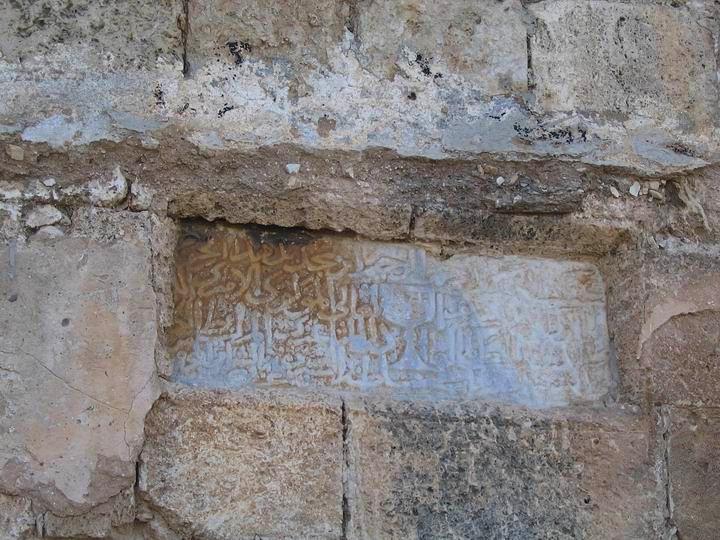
[{"x1": 169, "y1": 227, "x2": 611, "y2": 407}]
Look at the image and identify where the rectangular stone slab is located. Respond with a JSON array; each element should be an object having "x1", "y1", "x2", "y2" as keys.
[{"x1": 169, "y1": 225, "x2": 612, "y2": 408}]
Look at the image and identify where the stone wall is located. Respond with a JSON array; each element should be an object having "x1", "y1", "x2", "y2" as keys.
[{"x1": 0, "y1": 0, "x2": 718, "y2": 538}]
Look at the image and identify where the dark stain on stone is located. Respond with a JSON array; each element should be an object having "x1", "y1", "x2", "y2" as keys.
[
  {"x1": 227, "y1": 40, "x2": 252, "y2": 65},
  {"x1": 153, "y1": 84, "x2": 165, "y2": 106},
  {"x1": 217, "y1": 103, "x2": 236, "y2": 118},
  {"x1": 666, "y1": 142, "x2": 695, "y2": 157},
  {"x1": 7, "y1": 293, "x2": 18, "y2": 303},
  {"x1": 61, "y1": 318, "x2": 70, "y2": 327},
  {"x1": 408, "y1": 92, "x2": 417, "y2": 101},
  {"x1": 242, "y1": 224, "x2": 315, "y2": 248},
  {"x1": 317, "y1": 116, "x2": 337, "y2": 138},
  {"x1": 414, "y1": 53, "x2": 432, "y2": 76},
  {"x1": 513, "y1": 123, "x2": 587, "y2": 144}
]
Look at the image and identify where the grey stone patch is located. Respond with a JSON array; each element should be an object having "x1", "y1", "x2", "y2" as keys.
[
  {"x1": 25, "y1": 205, "x2": 64, "y2": 229},
  {"x1": 0, "y1": 124, "x2": 21, "y2": 135},
  {"x1": 20, "y1": 114, "x2": 116, "y2": 148},
  {"x1": 109, "y1": 111, "x2": 165, "y2": 134},
  {"x1": 632, "y1": 131, "x2": 707, "y2": 168}
]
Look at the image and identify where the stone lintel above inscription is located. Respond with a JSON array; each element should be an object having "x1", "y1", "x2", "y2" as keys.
[{"x1": 168, "y1": 225, "x2": 612, "y2": 408}]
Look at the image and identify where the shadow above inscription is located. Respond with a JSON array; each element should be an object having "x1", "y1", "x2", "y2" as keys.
[{"x1": 168, "y1": 225, "x2": 611, "y2": 407}]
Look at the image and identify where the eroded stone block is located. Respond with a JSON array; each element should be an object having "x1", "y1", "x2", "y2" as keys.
[
  {"x1": 0, "y1": 230, "x2": 158, "y2": 515},
  {"x1": 667, "y1": 407, "x2": 720, "y2": 539},
  {"x1": 529, "y1": 1, "x2": 718, "y2": 132},
  {"x1": 139, "y1": 388, "x2": 343, "y2": 539},
  {"x1": 0, "y1": 0, "x2": 183, "y2": 69},
  {"x1": 356, "y1": 0, "x2": 527, "y2": 93},
  {"x1": 346, "y1": 399, "x2": 661, "y2": 539},
  {"x1": 169, "y1": 225, "x2": 612, "y2": 408}
]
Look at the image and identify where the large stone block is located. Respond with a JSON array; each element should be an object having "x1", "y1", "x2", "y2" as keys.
[
  {"x1": 168, "y1": 224, "x2": 612, "y2": 408},
  {"x1": 0, "y1": 227, "x2": 158, "y2": 515},
  {"x1": 529, "y1": 1, "x2": 718, "y2": 132},
  {"x1": 139, "y1": 388, "x2": 343, "y2": 539},
  {"x1": 356, "y1": 0, "x2": 527, "y2": 93},
  {"x1": 346, "y1": 399, "x2": 662, "y2": 539},
  {"x1": 0, "y1": 0, "x2": 183, "y2": 69},
  {"x1": 667, "y1": 407, "x2": 720, "y2": 539}
]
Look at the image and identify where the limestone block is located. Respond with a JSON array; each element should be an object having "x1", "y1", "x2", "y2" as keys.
[
  {"x1": 187, "y1": 0, "x2": 347, "y2": 68},
  {"x1": 356, "y1": 0, "x2": 527, "y2": 93},
  {"x1": 169, "y1": 225, "x2": 612, "y2": 408},
  {"x1": 529, "y1": 1, "x2": 718, "y2": 132},
  {"x1": 346, "y1": 399, "x2": 662, "y2": 539},
  {"x1": 139, "y1": 388, "x2": 343, "y2": 539},
  {"x1": 0, "y1": 229, "x2": 158, "y2": 515},
  {"x1": 667, "y1": 407, "x2": 720, "y2": 539},
  {"x1": 0, "y1": 0, "x2": 183, "y2": 69}
]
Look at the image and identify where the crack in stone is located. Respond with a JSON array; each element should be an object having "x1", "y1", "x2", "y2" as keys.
[
  {"x1": 659, "y1": 406, "x2": 678, "y2": 538},
  {"x1": 7, "y1": 347, "x2": 127, "y2": 413},
  {"x1": 179, "y1": 0, "x2": 191, "y2": 77},
  {"x1": 123, "y1": 373, "x2": 156, "y2": 452},
  {"x1": 341, "y1": 399, "x2": 351, "y2": 540}
]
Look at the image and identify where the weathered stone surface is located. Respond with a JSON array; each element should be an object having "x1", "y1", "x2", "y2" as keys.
[
  {"x1": 529, "y1": 1, "x2": 718, "y2": 135},
  {"x1": 600, "y1": 241, "x2": 720, "y2": 407},
  {"x1": 187, "y1": 0, "x2": 347, "y2": 68},
  {"x1": 356, "y1": 0, "x2": 527, "y2": 94},
  {"x1": 0, "y1": 228, "x2": 158, "y2": 515},
  {"x1": 346, "y1": 399, "x2": 662, "y2": 539},
  {"x1": 0, "y1": 0, "x2": 183, "y2": 69},
  {"x1": 139, "y1": 388, "x2": 343, "y2": 539},
  {"x1": 1, "y1": 0, "x2": 716, "y2": 172},
  {"x1": 39, "y1": 487, "x2": 136, "y2": 539},
  {"x1": 169, "y1": 225, "x2": 611, "y2": 408},
  {"x1": 643, "y1": 311, "x2": 720, "y2": 407},
  {"x1": 667, "y1": 407, "x2": 720, "y2": 539},
  {"x1": 0, "y1": 494, "x2": 35, "y2": 539}
]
